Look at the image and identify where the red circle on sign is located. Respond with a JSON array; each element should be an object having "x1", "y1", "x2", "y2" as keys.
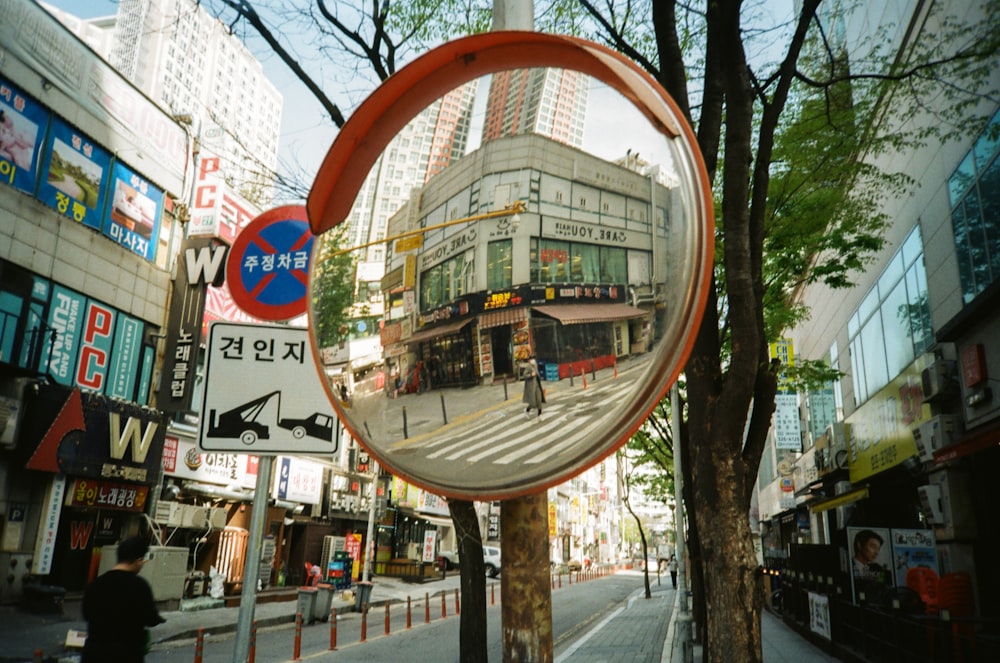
[{"x1": 227, "y1": 205, "x2": 313, "y2": 321}]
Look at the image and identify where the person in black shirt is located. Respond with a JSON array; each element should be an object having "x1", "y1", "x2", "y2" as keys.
[{"x1": 82, "y1": 536, "x2": 165, "y2": 663}]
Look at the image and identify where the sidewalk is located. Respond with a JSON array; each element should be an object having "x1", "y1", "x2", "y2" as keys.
[
  {"x1": 663, "y1": 590, "x2": 840, "y2": 663},
  {"x1": 0, "y1": 572, "x2": 472, "y2": 663}
]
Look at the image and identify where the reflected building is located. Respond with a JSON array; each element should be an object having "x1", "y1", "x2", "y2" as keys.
[
  {"x1": 482, "y1": 68, "x2": 589, "y2": 149},
  {"x1": 380, "y1": 133, "x2": 678, "y2": 393}
]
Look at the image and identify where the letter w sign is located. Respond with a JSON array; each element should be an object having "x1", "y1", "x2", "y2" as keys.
[{"x1": 108, "y1": 413, "x2": 158, "y2": 463}]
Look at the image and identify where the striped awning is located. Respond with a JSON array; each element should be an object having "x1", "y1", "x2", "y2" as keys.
[
  {"x1": 478, "y1": 307, "x2": 528, "y2": 329},
  {"x1": 405, "y1": 318, "x2": 472, "y2": 344},
  {"x1": 532, "y1": 303, "x2": 648, "y2": 325}
]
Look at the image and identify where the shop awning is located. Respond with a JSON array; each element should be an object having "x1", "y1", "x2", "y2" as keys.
[
  {"x1": 809, "y1": 487, "x2": 869, "y2": 513},
  {"x1": 405, "y1": 318, "x2": 472, "y2": 344},
  {"x1": 532, "y1": 303, "x2": 648, "y2": 325},
  {"x1": 478, "y1": 307, "x2": 528, "y2": 329}
]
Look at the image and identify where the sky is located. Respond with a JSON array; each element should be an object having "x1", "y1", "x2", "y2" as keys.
[{"x1": 42, "y1": 0, "x2": 795, "y2": 200}]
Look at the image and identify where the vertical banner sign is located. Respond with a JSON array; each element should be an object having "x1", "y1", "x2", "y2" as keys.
[
  {"x1": 37, "y1": 117, "x2": 111, "y2": 229},
  {"x1": 0, "y1": 75, "x2": 49, "y2": 194},
  {"x1": 74, "y1": 301, "x2": 116, "y2": 392},
  {"x1": 422, "y1": 530, "x2": 437, "y2": 563},
  {"x1": 106, "y1": 313, "x2": 143, "y2": 400},
  {"x1": 40, "y1": 285, "x2": 86, "y2": 385},
  {"x1": 770, "y1": 338, "x2": 802, "y2": 451},
  {"x1": 32, "y1": 475, "x2": 67, "y2": 575},
  {"x1": 156, "y1": 238, "x2": 227, "y2": 412}
]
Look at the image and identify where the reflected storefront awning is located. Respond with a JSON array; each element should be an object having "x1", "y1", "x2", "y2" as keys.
[
  {"x1": 420, "y1": 515, "x2": 454, "y2": 529},
  {"x1": 405, "y1": 318, "x2": 472, "y2": 345},
  {"x1": 532, "y1": 303, "x2": 648, "y2": 325},
  {"x1": 478, "y1": 307, "x2": 528, "y2": 329},
  {"x1": 809, "y1": 487, "x2": 869, "y2": 513}
]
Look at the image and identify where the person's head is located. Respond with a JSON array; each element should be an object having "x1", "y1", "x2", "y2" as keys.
[
  {"x1": 117, "y1": 536, "x2": 150, "y2": 570},
  {"x1": 854, "y1": 529, "x2": 883, "y2": 563}
]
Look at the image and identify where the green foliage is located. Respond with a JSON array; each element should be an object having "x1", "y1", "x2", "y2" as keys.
[{"x1": 310, "y1": 226, "x2": 358, "y2": 349}]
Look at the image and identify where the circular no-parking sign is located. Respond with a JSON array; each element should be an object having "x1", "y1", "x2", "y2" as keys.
[{"x1": 227, "y1": 205, "x2": 313, "y2": 321}]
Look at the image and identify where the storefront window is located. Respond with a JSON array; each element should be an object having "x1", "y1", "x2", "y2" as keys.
[
  {"x1": 419, "y1": 251, "x2": 471, "y2": 311},
  {"x1": 534, "y1": 239, "x2": 642, "y2": 285},
  {"x1": 487, "y1": 239, "x2": 512, "y2": 289}
]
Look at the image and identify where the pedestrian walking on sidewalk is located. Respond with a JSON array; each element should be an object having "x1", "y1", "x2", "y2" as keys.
[
  {"x1": 520, "y1": 355, "x2": 545, "y2": 417},
  {"x1": 82, "y1": 536, "x2": 165, "y2": 663},
  {"x1": 668, "y1": 554, "x2": 679, "y2": 589}
]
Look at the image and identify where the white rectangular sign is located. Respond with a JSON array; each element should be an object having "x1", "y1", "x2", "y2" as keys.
[{"x1": 199, "y1": 322, "x2": 339, "y2": 454}]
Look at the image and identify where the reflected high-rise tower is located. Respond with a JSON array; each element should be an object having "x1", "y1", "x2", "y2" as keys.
[{"x1": 482, "y1": 68, "x2": 589, "y2": 148}]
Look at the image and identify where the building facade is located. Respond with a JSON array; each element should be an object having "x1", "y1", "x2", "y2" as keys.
[{"x1": 755, "y1": 0, "x2": 1000, "y2": 639}]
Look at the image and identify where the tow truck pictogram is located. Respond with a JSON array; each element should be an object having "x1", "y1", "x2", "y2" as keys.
[{"x1": 206, "y1": 391, "x2": 336, "y2": 447}]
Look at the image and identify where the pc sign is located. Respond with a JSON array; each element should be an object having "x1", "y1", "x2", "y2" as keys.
[{"x1": 198, "y1": 322, "x2": 338, "y2": 455}]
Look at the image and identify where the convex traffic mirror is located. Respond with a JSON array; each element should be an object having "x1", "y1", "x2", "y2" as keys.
[{"x1": 307, "y1": 32, "x2": 713, "y2": 500}]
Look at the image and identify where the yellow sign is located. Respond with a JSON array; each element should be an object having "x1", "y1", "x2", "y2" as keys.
[
  {"x1": 395, "y1": 235, "x2": 424, "y2": 253},
  {"x1": 548, "y1": 503, "x2": 557, "y2": 537},
  {"x1": 846, "y1": 355, "x2": 933, "y2": 482}
]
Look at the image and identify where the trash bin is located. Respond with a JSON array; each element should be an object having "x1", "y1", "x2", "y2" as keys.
[
  {"x1": 312, "y1": 583, "x2": 334, "y2": 623},
  {"x1": 296, "y1": 586, "x2": 317, "y2": 622},
  {"x1": 354, "y1": 580, "x2": 374, "y2": 612}
]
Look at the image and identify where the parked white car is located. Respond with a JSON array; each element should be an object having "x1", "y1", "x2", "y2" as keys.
[{"x1": 483, "y1": 545, "x2": 502, "y2": 578}]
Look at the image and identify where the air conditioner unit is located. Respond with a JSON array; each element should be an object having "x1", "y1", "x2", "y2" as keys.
[
  {"x1": 152, "y1": 500, "x2": 185, "y2": 527},
  {"x1": 917, "y1": 485, "x2": 944, "y2": 524},
  {"x1": 921, "y1": 360, "x2": 957, "y2": 401},
  {"x1": 207, "y1": 507, "x2": 227, "y2": 529},
  {"x1": 927, "y1": 468, "x2": 977, "y2": 540},
  {"x1": 182, "y1": 505, "x2": 209, "y2": 528},
  {"x1": 912, "y1": 415, "x2": 963, "y2": 462}
]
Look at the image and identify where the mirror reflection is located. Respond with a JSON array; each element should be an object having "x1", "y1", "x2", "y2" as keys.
[{"x1": 309, "y1": 67, "x2": 707, "y2": 497}]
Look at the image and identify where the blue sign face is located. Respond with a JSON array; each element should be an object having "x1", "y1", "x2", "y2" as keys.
[
  {"x1": 38, "y1": 117, "x2": 111, "y2": 230},
  {"x1": 0, "y1": 76, "x2": 50, "y2": 195},
  {"x1": 226, "y1": 206, "x2": 313, "y2": 321},
  {"x1": 104, "y1": 161, "x2": 164, "y2": 261}
]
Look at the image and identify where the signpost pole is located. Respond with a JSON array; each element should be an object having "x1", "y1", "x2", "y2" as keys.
[
  {"x1": 232, "y1": 455, "x2": 274, "y2": 663},
  {"x1": 362, "y1": 461, "x2": 379, "y2": 582}
]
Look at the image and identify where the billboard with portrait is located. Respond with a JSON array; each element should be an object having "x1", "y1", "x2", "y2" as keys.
[
  {"x1": 848, "y1": 526, "x2": 894, "y2": 604},
  {"x1": 37, "y1": 117, "x2": 111, "y2": 229},
  {"x1": 0, "y1": 76, "x2": 49, "y2": 194}
]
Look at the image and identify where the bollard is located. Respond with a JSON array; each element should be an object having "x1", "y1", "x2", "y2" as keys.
[
  {"x1": 552, "y1": 575, "x2": 556, "y2": 590},
  {"x1": 491, "y1": 582, "x2": 495, "y2": 605},
  {"x1": 249, "y1": 620, "x2": 257, "y2": 663},
  {"x1": 385, "y1": 602, "x2": 391, "y2": 635},
  {"x1": 613, "y1": 358, "x2": 618, "y2": 378},
  {"x1": 455, "y1": 588, "x2": 460, "y2": 615},
  {"x1": 441, "y1": 591, "x2": 447, "y2": 618},
  {"x1": 402, "y1": 406, "x2": 408, "y2": 439},
  {"x1": 329, "y1": 611, "x2": 337, "y2": 650},
  {"x1": 194, "y1": 627, "x2": 204, "y2": 663},
  {"x1": 503, "y1": 379, "x2": 509, "y2": 400},
  {"x1": 361, "y1": 604, "x2": 368, "y2": 642},
  {"x1": 425, "y1": 592, "x2": 431, "y2": 623},
  {"x1": 293, "y1": 612, "x2": 303, "y2": 661},
  {"x1": 591, "y1": 359, "x2": 596, "y2": 380},
  {"x1": 440, "y1": 393, "x2": 448, "y2": 424},
  {"x1": 582, "y1": 370, "x2": 587, "y2": 389},
  {"x1": 407, "y1": 596, "x2": 412, "y2": 629},
  {"x1": 558, "y1": 573, "x2": 562, "y2": 588}
]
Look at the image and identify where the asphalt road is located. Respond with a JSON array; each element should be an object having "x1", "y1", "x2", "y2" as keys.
[{"x1": 146, "y1": 573, "x2": 651, "y2": 662}]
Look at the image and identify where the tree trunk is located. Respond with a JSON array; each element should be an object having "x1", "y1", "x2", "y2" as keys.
[
  {"x1": 449, "y1": 499, "x2": 488, "y2": 663},
  {"x1": 500, "y1": 492, "x2": 553, "y2": 663}
]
